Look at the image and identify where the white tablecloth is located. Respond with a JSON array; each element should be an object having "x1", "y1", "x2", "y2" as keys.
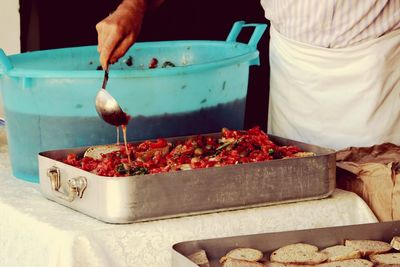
[{"x1": 0, "y1": 134, "x2": 378, "y2": 267}]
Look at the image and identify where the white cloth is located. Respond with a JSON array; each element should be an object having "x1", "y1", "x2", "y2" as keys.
[
  {"x1": 261, "y1": 0, "x2": 400, "y2": 48},
  {"x1": 267, "y1": 25, "x2": 400, "y2": 150},
  {"x1": 0, "y1": 137, "x2": 378, "y2": 267}
]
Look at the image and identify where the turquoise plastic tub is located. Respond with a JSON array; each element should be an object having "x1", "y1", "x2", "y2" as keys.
[{"x1": 0, "y1": 21, "x2": 267, "y2": 183}]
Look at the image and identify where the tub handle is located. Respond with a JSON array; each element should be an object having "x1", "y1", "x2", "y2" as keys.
[
  {"x1": 0, "y1": 49, "x2": 13, "y2": 73},
  {"x1": 226, "y1": 21, "x2": 268, "y2": 49},
  {"x1": 47, "y1": 166, "x2": 87, "y2": 202}
]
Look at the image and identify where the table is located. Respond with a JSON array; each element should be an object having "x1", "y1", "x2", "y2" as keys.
[{"x1": 0, "y1": 135, "x2": 378, "y2": 267}]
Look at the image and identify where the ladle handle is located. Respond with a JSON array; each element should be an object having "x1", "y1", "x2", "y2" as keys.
[{"x1": 101, "y1": 65, "x2": 110, "y2": 90}]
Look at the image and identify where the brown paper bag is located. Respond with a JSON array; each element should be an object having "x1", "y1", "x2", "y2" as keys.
[{"x1": 336, "y1": 143, "x2": 400, "y2": 222}]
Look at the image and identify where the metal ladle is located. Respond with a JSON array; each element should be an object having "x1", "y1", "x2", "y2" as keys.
[{"x1": 95, "y1": 66, "x2": 130, "y2": 126}]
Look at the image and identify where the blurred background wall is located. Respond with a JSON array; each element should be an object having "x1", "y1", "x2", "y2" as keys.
[
  {"x1": 0, "y1": 0, "x2": 20, "y2": 118},
  {"x1": 0, "y1": 0, "x2": 20, "y2": 54}
]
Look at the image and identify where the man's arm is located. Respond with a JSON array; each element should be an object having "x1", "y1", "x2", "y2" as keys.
[{"x1": 96, "y1": 0, "x2": 164, "y2": 70}]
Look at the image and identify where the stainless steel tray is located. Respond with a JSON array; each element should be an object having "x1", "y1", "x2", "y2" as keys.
[
  {"x1": 38, "y1": 134, "x2": 336, "y2": 224},
  {"x1": 172, "y1": 221, "x2": 400, "y2": 267}
]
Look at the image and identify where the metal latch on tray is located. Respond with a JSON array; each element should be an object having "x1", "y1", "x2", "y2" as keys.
[{"x1": 47, "y1": 166, "x2": 87, "y2": 202}]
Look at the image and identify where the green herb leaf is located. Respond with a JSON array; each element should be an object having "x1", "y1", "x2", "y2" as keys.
[
  {"x1": 116, "y1": 164, "x2": 127, "y2": 174},
  {"x1": 129, "y1": 166, "x2": 149, "y2": 176}
]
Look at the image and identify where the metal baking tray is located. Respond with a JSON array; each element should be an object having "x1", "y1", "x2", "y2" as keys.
[
  {"x1": 172, "y1": 221, "x2": 400, "y2": 267},
  {"x1": 38, "y1": 134, "x2": 336, "y2": 224}
]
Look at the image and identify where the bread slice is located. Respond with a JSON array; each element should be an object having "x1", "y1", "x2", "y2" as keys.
[
  {"x1": 369, "y1": 253, "x2": 400, "y2": 265},
  {"x1": 345, "y1": 239, "x2": 392, "y2": 256},
  {"x1": 265, "y1": 262, "x2": 314, "y2": 266},
  {"x1": 320, "y1": 245, "x2": 361, "y2": 262},
  {"x1": 316, "y1": 259, "x2": 373, "y2": 267},
  {"x1": 221, "y1": 258, "x2": 265, "y2": 267},
  {"x1": 266, "y1": 259, "x2": 373, "y2": 267},
  {"x1": 220, "y1": 248, "x2": 263, "y2": 263},
  {"x1": 187, "y1": 249, "x2": 210, "y2": 267},
  {"x1": 270, "y1": 243, "x2": 327, "y2": 265},
  {"x1": 391, "y1": 236, "x2": 400, "y2": 251},
  {"x1": 84, "y1": 144, "x2": 121, "y2": 159}
]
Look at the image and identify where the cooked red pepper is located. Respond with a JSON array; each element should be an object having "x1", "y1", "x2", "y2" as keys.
[{"x1": 149, "y1": 138, "x2": 168, "y2": 149}]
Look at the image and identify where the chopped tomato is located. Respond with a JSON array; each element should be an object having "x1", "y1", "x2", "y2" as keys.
[{"x1": 63, "y1": 127, "x2": 309, "y2": 177}]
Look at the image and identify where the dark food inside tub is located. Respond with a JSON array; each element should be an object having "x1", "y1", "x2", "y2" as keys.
[
  {"x1": 161, "y1": 61, "x2": 176, "y2": 68},
  {"x1": 124, "y1": 56, "x2": 133, "y2": 66},
  {"x1": 94, "y1": 56, "x2": 176, "y2": 70},
  {"x1": 148, "y1": 57, "x2": 158, "y2": 68}
]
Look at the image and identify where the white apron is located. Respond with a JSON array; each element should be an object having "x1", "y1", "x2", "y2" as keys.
[{"x1": 268, "y1": 25, "x2": 400, "y2": 150}]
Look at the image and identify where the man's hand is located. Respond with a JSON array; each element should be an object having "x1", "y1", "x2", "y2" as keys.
[{"x1": 96, "y1": 0, "x2": 146, "y2": 70}]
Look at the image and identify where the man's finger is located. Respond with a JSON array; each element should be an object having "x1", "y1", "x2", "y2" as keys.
[
  {"x1": 100, "y1": 33, "x2": 122, "y2": 70},
  {"x1": 96, "y1": 22, "x2": 104, "y2": 53},
  {"x1": 110, "y1": 34, "x2": 135, "y2": 64}
]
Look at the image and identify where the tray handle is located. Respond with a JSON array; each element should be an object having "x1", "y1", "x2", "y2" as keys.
[
  {"x1": 0, "y1": 48, "x2": 13, "y2": 74},
  {"x1": 47, "y1": 166, "x2": 87, "y2": 202}
]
